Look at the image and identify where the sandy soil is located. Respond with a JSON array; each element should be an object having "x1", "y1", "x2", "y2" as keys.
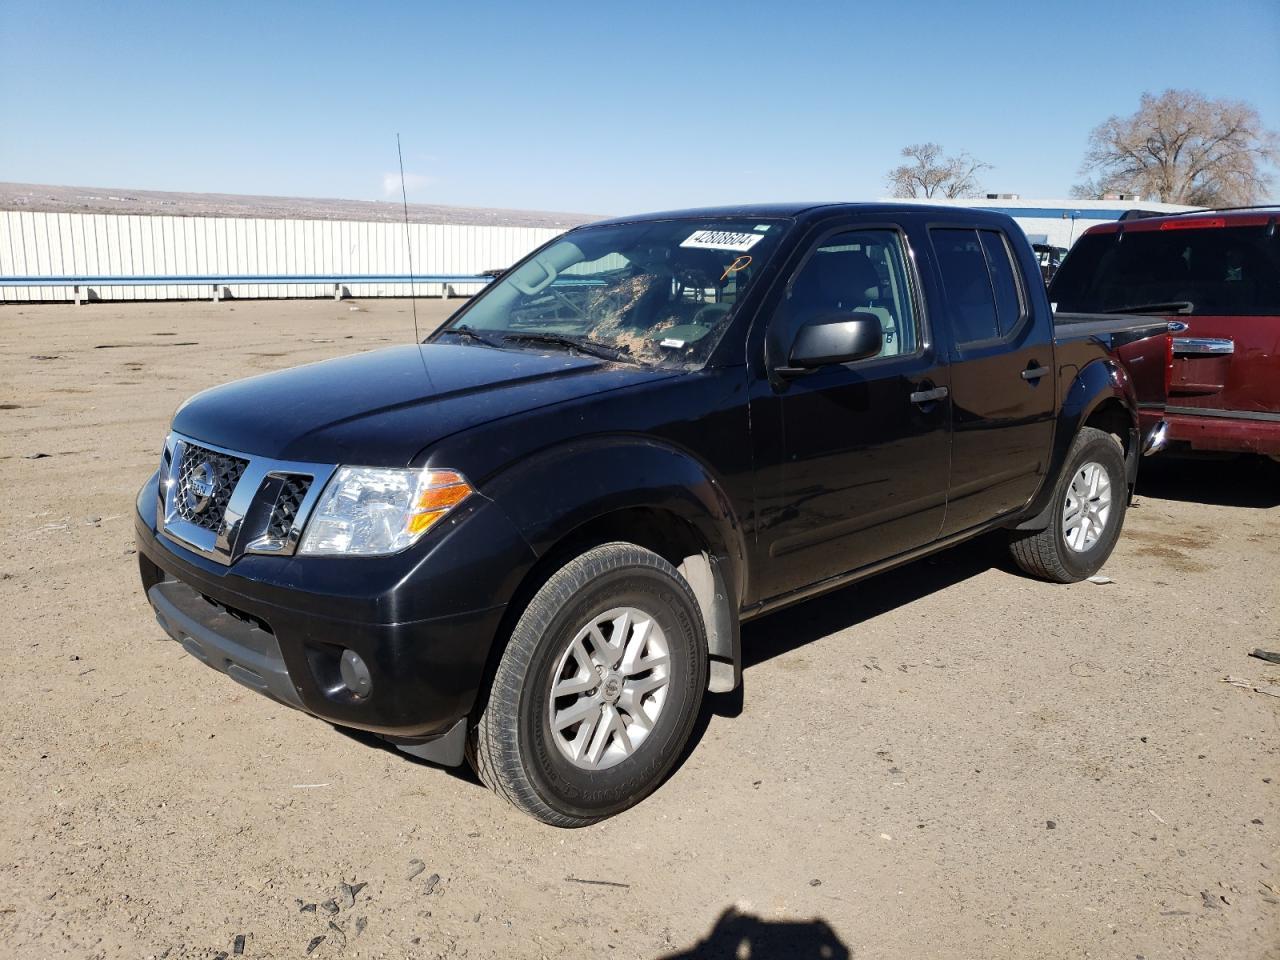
[{"x1": 1, "y1": 298, "x2": 1277, "y2": 960}]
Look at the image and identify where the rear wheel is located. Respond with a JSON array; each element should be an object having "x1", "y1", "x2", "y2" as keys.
[
  {"x1": 469, "y1": 542, "x2": 707, "y2": 826},
  {"x1": 1009, "y1": 426, "x2": 1128, "y2": 583}
]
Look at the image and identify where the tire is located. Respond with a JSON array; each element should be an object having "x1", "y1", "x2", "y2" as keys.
[
  {"x1": 469, "y1": 542, "x2": 707, "y2": 826},
  {"x1": 1009, "y1": 426, "x2": 1129, "y2": 583}
]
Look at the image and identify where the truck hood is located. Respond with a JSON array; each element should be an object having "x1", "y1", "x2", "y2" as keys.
[{"x1": 172, "y1": 342, "x2": 676, "y2": 465}]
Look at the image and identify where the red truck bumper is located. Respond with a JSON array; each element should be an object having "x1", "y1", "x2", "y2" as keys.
[{"x1": 1141, "y1": 409, "x2": 1280, "y2": 457}]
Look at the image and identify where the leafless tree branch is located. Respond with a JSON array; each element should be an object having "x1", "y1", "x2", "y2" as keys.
[
  {"x1": 1073, "y1": 89, "x2": 1278, "y2": 205},
  {"x1": 886, "y1": 143, "x2": 991, "y2": 200}
]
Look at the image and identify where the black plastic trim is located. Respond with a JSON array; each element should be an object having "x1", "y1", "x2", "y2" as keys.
[{"x1": 149, "y1": 579, "x2": 303, "y2": 710}]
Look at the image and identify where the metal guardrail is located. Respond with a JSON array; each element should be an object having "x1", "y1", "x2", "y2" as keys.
[
  {"x1": 0, "y1": 273, "x2": 608, "y2": 303},
  {"x1": 0, "y1": 273, "x2": 496, "y2": 304}
]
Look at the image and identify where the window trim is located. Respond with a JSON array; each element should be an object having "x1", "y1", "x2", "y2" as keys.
[{"x1": 771, "y1": 222, "x2": 929, "y2": 370}]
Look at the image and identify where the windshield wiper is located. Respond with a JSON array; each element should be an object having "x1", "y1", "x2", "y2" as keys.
[
  {"x1": 1101, "y1": 301, "x2": 1194, "y2": 315},
  {"x1": 500, "y1": 332, "x2": 643, "y2": 365},
  {"x1": 439, "y1": 323, "x2": 502, "y2": 347}
]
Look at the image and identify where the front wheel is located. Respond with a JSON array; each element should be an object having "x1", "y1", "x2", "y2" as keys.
[
  {"x1": 1009, "y1": 426, "x2": 1129, "y2": 583},
  {"x1": 469, "y1": 542, "x2": 707, "y2": 826}
]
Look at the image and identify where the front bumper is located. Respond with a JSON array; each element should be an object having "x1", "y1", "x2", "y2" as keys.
[{"x1": 134, "y1": 472, "x2": 537, "y2": 763}]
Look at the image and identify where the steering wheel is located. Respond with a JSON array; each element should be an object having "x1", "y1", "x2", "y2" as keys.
[{"x1": 690, "y1": 303, "x2": 732, "y2": 326}]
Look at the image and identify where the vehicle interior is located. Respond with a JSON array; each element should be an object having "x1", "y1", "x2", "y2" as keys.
[
  {"x1": 781, "y1": 232, "x2": 916, "y2": 359},
  {"x1": 452, "y1": 221, "x2": 786, "y2": 364}
]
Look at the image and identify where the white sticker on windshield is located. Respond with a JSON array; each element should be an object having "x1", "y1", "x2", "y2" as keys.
[{"x1": 680, "y1": 230, "x2": 765, "y2": 252}]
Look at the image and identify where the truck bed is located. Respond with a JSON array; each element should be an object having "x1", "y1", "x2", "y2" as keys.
[
  {"x1": 1053, "y1": 311, "x2": 1169, "y2": 348},
  {"x1": 1054, "y1": 312, "x2": 1170, "y2": 412}
]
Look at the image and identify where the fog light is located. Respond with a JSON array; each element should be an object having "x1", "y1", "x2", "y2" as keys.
[{"x1": 340, "y1": 649, "x2": 372, "y2": 698}]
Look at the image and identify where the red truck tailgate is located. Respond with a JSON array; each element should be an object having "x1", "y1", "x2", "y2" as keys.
[{"x1": 1171, "y1": 314, "x2": 1280, "y2": 413}]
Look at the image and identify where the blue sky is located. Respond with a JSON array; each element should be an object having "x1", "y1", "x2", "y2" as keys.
[{"x1": 2, "y1": 0, "x2": 1277, "y2": 213}]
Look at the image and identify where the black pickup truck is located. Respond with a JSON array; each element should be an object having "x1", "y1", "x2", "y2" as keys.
[{"x1": 136, "y1": 203, "x2": 1166, "y2": 825}]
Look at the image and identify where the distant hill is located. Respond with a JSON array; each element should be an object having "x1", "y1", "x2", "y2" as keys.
[{"x1": 0, "y1": 182, "x2": 601, "y2": 229}]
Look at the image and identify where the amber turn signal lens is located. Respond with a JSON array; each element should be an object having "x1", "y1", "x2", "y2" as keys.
[
  {"x1": 407, "y1": 509, "x2": 449, "y2": 535},
  {"x1": 405, "y1": 476, "x2": 473, "y2": 536},
  {"x1": 415, "y1": 481, "x2": 472, "y2": 512},
  {"x1": 424, "y1": 470, "x2": 467, "y2": 488}
]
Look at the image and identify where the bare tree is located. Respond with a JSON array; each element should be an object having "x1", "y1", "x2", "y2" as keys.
[
  {"x1": 886, "y1": 143, "x2": 991, "y2": 199},
  {"x1": 1073, "y1": 89, "x2": 1279, "y2": 205}
]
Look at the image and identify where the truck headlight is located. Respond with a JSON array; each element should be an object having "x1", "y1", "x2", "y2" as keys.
[{"x1": 298, "y1": 467, "x2": 473, "y2": 556}]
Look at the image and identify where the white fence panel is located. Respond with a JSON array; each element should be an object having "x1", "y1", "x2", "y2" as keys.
[{"x1": 0, "y1": 211, "x2": 565, "y2": 303}]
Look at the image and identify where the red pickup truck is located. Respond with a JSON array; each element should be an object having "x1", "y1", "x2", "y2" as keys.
[{"x1": 1049, "y1": 207, "x2": 1280, "y2": 459}]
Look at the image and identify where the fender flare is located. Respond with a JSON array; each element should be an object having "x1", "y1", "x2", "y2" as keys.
[
  {"x1": 482, "y1": 436, "x2": 747, "y2": 691},
  {"x1": 1014, "y1": 358, "x2": 1140, "y2": 530}
]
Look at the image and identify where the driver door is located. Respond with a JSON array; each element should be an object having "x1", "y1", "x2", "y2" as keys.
[{"x1": 752, "y1": 223, "x2": 952, "y2": 599}]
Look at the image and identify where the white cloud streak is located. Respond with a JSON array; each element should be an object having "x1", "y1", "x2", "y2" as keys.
[{"x1": 382, "y1": 171, "x2": 434, "y2": 198}]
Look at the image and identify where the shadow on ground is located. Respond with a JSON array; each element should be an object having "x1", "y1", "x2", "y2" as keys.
[
  {"x1": 739, "y1": 532, "x2": 1009, "y2": 673},
  {"x1": 682, "y1": 531, "x2": 1008, "y2": 759},
  {"x1": 659, "y1": 907, "x2": 850, "y2": 959},
  {"x1": 352, "y1": 530, "x2": 1010, "y2": 793},
  {"x1": 330, "y1": 725, "x2": 485, "y2": 787},
  {"x1": 1136, "y1": 453, "x2": 1280, "y2": 508}
]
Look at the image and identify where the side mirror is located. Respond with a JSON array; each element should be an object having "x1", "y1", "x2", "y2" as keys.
[{"x1": 778, "y1": 312, "x2": 883, "y2": 375}]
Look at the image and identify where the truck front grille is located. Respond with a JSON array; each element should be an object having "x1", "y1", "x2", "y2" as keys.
[
  {"x1": 158, "y1": 433, "x2": 334, "y2": 565},
  {"x1": 267, "y1": 475, "x2": 312, "y2": 542},
  {"x1": 173, "y1": 443, "x2": 249, "y2": 534}
]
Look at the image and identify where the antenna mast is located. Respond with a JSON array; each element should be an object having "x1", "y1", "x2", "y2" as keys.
[{"x1": 396, "y1": 133, "x2": 421, "y2": 342}]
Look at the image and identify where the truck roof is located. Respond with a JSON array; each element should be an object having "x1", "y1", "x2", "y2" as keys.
[{"x1": 588, "y1": 202, "x2": 1020, "y2": 229}]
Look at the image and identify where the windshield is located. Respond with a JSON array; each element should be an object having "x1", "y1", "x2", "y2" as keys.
[
  {"x1": 436, "y1": 218, "x2": 789, "y2": 367},
  {"x1": 1050, "y1": 224, "x2": 1280, "y2": 317}
]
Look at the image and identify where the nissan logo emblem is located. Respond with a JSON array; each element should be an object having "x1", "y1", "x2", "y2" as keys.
[{"x1": 185, "y1": 461, "x2": 217, "y2": 514}]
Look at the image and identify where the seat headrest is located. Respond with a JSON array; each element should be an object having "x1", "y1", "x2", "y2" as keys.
[{"x1": 793, "y1": 250, "x2": 882, "y2": 308}]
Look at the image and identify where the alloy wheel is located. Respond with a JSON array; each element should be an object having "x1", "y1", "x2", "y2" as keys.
[
  {"x1": 547, "y1": 606, "x2": 671, "y2": 770},
  {"x1": 1062, "y1": 461, "x2": 1112, "y2": 552}
]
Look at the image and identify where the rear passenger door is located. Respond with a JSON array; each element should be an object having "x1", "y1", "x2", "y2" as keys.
[{"x1": 929, "y1": 226, "x2": 1055, "y2": 535}]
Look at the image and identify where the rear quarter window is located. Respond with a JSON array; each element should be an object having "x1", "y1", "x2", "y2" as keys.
[{"x1": 978, "y1": 230, "x2": 1026, "y2": 335}]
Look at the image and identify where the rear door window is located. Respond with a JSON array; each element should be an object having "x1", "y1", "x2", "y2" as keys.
[
  {"x1": 1051, "y1": 224, "x2": 1280, "y2": 316},
  {"x1": 930, "y1": 228, "x2": 1000, "y2": 344}
]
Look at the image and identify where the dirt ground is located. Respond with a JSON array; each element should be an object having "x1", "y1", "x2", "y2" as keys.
[{"x1": 1, "y1": 298, "x2": 1277, "y2": 960}]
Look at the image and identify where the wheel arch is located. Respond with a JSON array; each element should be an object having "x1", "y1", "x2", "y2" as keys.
[
  {"x1": 1014, "y1": 357, "x2": 1140, "y2": 531},
  {"x1": 479, "y1": 437, "x2": 746, "y2": 697}
]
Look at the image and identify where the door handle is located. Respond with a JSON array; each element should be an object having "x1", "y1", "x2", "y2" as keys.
[
  {"x1": 1021, "y1": 365, "x2": 1050, "y2": 381},
  {"x1": 909, "y1": 386, "x2": 949, "y2": 404}
]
